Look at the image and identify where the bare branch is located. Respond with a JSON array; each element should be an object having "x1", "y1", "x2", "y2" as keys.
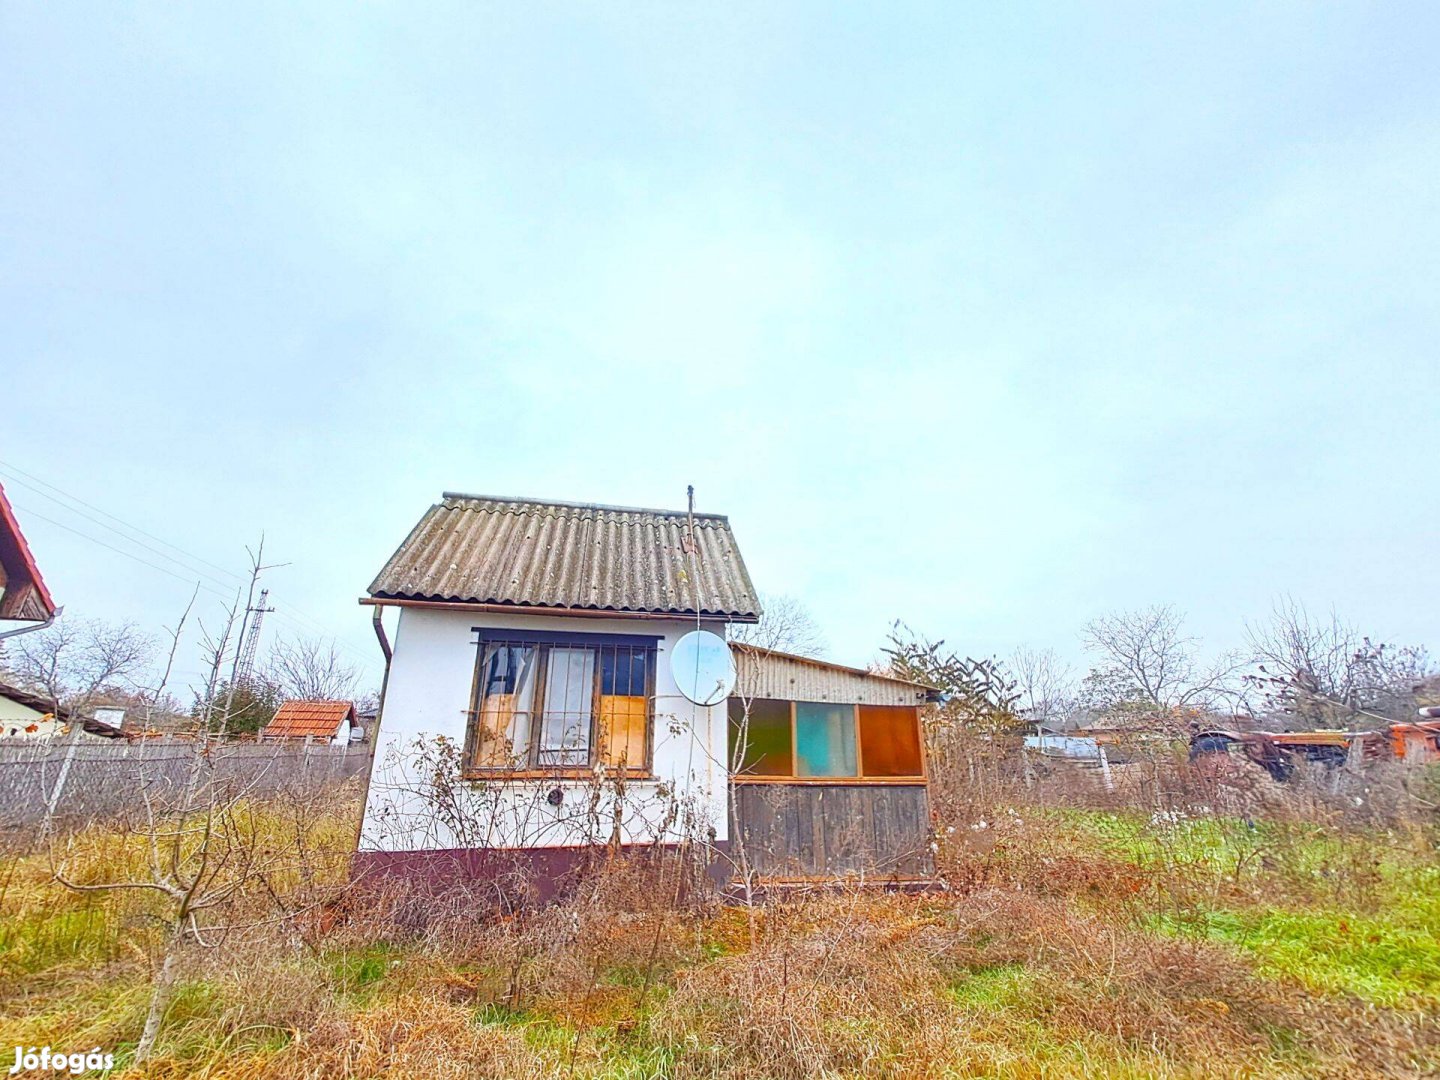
[{"x1": 728, "y1": 593, "x2": 828, "y2": 657}]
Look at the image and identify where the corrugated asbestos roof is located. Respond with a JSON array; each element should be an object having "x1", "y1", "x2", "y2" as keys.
[
  {"x1": 367, "y1": 494, "x2": 762, "y2": 621},
  {"x1": 263, "y1": 700, "x2": 355, "y2": 739}
]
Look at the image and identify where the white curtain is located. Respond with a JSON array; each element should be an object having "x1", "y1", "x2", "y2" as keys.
[{"x1": 539, "y1": 647, "x2": 595, "y2": 766}]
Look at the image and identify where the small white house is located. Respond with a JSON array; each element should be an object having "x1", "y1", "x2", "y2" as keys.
[
  {"x1": 357, "y1": 494, "x2": 758, "y2": 881},
  {"x1": 357, "y1": 493, "x2": 937, "y2": 894}
]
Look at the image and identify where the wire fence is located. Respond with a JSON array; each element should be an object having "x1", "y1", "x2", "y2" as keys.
[{"x1": 0, "y1": 735, "x2": 372, "y2": 829}]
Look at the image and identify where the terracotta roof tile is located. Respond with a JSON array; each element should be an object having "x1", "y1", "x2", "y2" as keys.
[{"x1": 262, "y1": 700, "x2": 355, "y2": 740}]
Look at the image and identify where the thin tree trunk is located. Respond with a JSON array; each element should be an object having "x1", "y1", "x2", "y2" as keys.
[{"x1": 134, "y1": 925, "x2": 182, "y2": 1065}]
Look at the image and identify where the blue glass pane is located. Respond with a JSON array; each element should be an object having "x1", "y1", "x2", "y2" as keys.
[
  {"x1": 794, "y1": 703, "x2": 858, "y2": 777},
  {"x1": 601, "y1": 646, "x2": 648, "y2": 697}
]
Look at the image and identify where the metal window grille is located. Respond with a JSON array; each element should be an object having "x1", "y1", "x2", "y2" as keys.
[{"x1": 466, "y1": 635, "x2": 657, "y2": 774}]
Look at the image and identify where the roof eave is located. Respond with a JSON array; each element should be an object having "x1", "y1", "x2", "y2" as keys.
[{"x1": 360, "y1": 595, "x2": 762, "y2": 623}]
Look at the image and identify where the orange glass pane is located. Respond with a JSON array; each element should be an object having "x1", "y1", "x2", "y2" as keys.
[
  {"x1": 599, "y1": 695, "x2": 648, "y2": 769},
  {"x1": 857, "y1": 705, "x2": 923, "y2": 777},
  {"x1": 475, "y1": 693, "x2": 518, "y2": 766}
]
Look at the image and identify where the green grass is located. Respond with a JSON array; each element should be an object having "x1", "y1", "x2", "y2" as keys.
[
  {"x1": 475, "y1": 1000, "x2": 538, "y2": 1027},
  {"x1": 1035, "y1": 808, "x2": 1440, "y2": 1007},
  {"x1": 326, "y1": 943, "x2": 400, "y2": 999},
  {"x1": 0, "y1": 901, "x2": 129, "y2": 976},
  {"x1": 948, "y1": 962, "x2": 1037, "y2": 1009},
  {"x1": 1147, "y1": 906, "x2": 1440, "y2": 1007}
]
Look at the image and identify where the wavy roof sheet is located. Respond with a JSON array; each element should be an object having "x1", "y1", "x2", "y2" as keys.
[{"x1": 367, "y1": 494, "x2": 762, "y2": 621}]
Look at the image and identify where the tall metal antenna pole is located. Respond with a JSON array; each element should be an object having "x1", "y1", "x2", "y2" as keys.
[
  {"x1": 685, "y1": 485, "x2": 700, "y2": 632},
  {"x1": 236, "y1": 587, "x2": 273, "y2": 684},
  {"x1": 683, "y1": 485, "x2": 697, "y2": 554}
]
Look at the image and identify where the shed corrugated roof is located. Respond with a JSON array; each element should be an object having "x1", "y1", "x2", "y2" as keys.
[
  {"x1": 730, "y1": 642, "x2": 939, "y2": 706},
  {"x1": 263, "y1": 701, "x2": 355, "y2": 740},
  {"x1": 367, "y1": 494, "x2": 762, "y2": 621}
]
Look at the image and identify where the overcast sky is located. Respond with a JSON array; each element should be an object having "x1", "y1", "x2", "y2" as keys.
[{"x1": 3, "y1": 2, "x2": 1437, "y2": 692}]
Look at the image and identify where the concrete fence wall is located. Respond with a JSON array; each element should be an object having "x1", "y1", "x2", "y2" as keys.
[{"x1": 0, "y1": 736, "x2": 373, "y2": 829}]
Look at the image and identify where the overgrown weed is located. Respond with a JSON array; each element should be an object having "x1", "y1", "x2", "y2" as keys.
[{"x1": 1, "y1": 770, "x2": 1438, "y2": 1078}]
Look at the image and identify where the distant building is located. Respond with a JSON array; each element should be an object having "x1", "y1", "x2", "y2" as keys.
[
  {"x1": 0, "y1": 684, "x2": 135, "y2": 740},
  {"x1": 0, "y1": 681, "x2": 65, "y2": 738},
  {"x1": 262, "y1": 700, "x2": 358, "y2": 745}
]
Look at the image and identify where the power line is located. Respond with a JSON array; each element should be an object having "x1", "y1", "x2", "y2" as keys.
[
  {"x1": 4, "y1": 460, "x2": 380, "y2": 669},
  {"x1": 12, "y1": 504, "x2": 237, "y2": 601},
  {"x1": 0, "y1": 458, "x2": 246, "y2": 584},
  {"x1": 1, "y1": 468, "x2": 242, "y2": 593}
]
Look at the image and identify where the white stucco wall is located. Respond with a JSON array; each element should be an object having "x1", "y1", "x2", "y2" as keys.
[
  {"x1": 0, "y1": 694, "x2": 57, "y2": 738},
  {"x1": 0, "y1": 695, "x2": 45, "y2": 725},
  {"x1": 359, "y1": 607, "x2": 730, "y2": 853}
]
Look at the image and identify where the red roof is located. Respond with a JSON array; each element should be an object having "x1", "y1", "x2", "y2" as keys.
[
  {"x1": 0, "y1": 482, "x2": 56, "y2": 622},
  {"x1": 262, "y1": 700, "x2": 356, "y2": 739}
]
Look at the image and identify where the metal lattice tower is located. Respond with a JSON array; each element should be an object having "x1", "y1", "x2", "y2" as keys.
[{"x1": 236, "y1": 588, "x2": 273, "y2": 684}]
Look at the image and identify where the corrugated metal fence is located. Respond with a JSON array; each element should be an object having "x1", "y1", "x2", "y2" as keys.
[{"x1": 0, "y1": 736, "x2": 372, "y2": 829}]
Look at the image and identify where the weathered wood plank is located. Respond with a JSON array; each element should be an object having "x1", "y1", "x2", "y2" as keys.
[{"x1": 731, "y1": 783, "x2": 932, "y2": 879}]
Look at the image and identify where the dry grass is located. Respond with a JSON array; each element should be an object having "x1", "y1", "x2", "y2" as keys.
[{"x1": 0, "y1": 771, "x2": 1438, "y2": 1078}]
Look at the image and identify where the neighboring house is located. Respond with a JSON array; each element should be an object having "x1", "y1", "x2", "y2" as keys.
[
  {"x1": 0, "y1": 482, "x2": 57, "y2": 630},
  {"x1": 355, "y1": 705, "x2": 377, "y2": 743},
  {"x1": 0, "y1": 685, "x2": 134, "y2": 741},
  {"x1": 0, "y1": 681, "x2": 65, "y2": 738},
  {"x1": 0, "y1": 482, "x2": 62, "y2": 736},
  {"x1": 357, "y1": 493, "x2": 936, "y2": 891},
  {"x1": 263, "y1": 700, "x2": 358, "y2": 745}
]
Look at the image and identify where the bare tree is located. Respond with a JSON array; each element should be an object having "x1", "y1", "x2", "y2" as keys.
[
  {"x1": 49, "y1": 587, "x2": 228, "y2": 1062},
  {"x1": 883, "y1": 623, "x2": 1018, "y2": 738},
  {"x1": 6, "y1": 616, "x2": 154, "y2": 719},
  {"x1": 1246, "y1": 597, "x2": 1434, "y2": 727},
  {"x1": 1081, "y1": 604, "x2": 1241, "y2": 717},
  {"x1": 881, "y1": 622, "x2": 1020, "y2": 815},
  {"x1": 1008, "y1": 646, "x2": 1076, "y2": 730},
  {"x1": 265, "y1": 634, "x2": 362, "y2": 701},
  {"x1": 51, "y1": 587, "x2": 347, "y2": 1064},
  {"x1": 728, "y1": 592, "x2": 827, "y2": 656}
]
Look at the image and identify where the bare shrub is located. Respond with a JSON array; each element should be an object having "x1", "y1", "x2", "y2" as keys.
[
  {"x1": 246, "y1": 993, "x2": 546, "y2": 1080},
  {"x1": 651, "y1": 892, "x2": 962, "y2": 1079}
]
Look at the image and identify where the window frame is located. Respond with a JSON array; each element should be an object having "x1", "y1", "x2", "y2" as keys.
[
  {"x1": 464, "y1": 628, "x2": 659, "y2": 779},
  {"x1": 728, "y1": 697, "x2": 928, "y2": 784}
]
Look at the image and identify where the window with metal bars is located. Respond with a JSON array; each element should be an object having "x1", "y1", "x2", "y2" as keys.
[{"x1": 466, "y1": 630, "x2": 657, "y2": 775}]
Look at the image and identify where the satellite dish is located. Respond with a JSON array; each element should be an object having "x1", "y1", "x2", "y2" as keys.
[{"x1": 671, "y1": 630, "x2": 736, "y2": 706}]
